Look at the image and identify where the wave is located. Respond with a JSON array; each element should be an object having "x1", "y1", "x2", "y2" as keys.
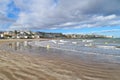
[
  {"x1": 82, "y1": 40, "x2": 93, "y2": 42},
  {"x1": 97, "y1": 45, "x2": 116, "y2": 49},
  {"x1": 59, "y1": 40, "x2": 68, "y2": 43},
  {"x1": 50, "y1": 40, "x2": 57, "y2": 44},
  {"x1": 96, "y1": 45, "x2": 120, "y2": 50},
  {"x1": 28, "y1": 40, "x2": 120, "y2": 58},
  {"x1": 72, "y1": 42, "x2": 77, "y2": 44}
]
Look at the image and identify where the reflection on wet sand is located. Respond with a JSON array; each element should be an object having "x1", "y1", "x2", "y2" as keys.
[
  {"x1": 8, "y1": 42, "x2": 21, "y2": 50},
  {"x1": 8, "y1": 41, "x2": 32, "y2": 51},
  {"x1": 0, "y1": 40, "x2": 120, "y2": 80}
]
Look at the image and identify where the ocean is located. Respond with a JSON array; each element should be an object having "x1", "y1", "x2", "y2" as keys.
[
  {"x1": 28, "y1": 38, "x2": 120, "y2": 63},
  {"x1": 1, "y1": 38, "x2": 120, "y2": 64}
]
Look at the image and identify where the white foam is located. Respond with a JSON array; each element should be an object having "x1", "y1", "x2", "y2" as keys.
[
  {"x1": 51, "y1": 40, "x2": 57, "y2": 44},
  {"x1": 59, "y1": 40, "x2": 68, "y2": 43},
  {"x1": 58, "y1": 43, "x2": 64, "y2": 44},
  {"x1": 82, "y1": 40, "x2": 93, "y2": 42},
  {"x1": 72, "y1": 42, "x2": 77, "y2": 44},
  {"x1": 97, "y1": 45, "x2": 116, "y2": 49},
  {"x1": 84, "y1": 43, "x2": 93, "y2": 47}
]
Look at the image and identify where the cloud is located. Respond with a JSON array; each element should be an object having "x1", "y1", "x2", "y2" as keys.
[
  {"x1": 5, "y1": 0, "x2": 120, "y2": 30},
  {"x1": 92, "y1": 29, "x2": 120, "y2": 33},
  {"x1": 0, "y1": 12, "x2": 15, "y2": 30},
  {"x1": 102, "y1": 29, "x2": 120, "y2": 32},
  {"x1": 0, "y1": 0, "x2": 17, "y2": 30},
  {"x1": 0, "y1": 0, "x2": 10, "y2": 14},
  {"x1": 0, "y1": 12, "x2": 15, "y2": 22}
]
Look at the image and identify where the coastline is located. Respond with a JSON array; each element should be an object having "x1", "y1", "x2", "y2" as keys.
[
  {"x1": 0, "y1": 38, "x2": 50, "y2": 43},
  {"x1": 0, "y1": 39, "x2": 120, "y2": 80}
]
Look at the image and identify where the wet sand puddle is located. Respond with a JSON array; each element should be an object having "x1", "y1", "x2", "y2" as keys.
[{"x1": 0, "y1": 41, "x2": 120, "y2": 80}]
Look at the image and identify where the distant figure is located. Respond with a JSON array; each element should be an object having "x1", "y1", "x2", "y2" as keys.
[
  {"x1": 9, "y1": 43, "x2": 12, "y2": 48},
  {"x1": 47, "y1": 44, "x2": 50, "y2": 49},
  {"x1": 105, "y1": 42, "x2": 108, "y2": 44}
]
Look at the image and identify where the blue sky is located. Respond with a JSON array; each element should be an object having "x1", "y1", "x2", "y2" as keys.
[
  {"x1": 7, "y1": 0, "x2": 20, "y2": 19},
  {"x1": 0, "y1": 0, "x2": 120, "y2": 37}
]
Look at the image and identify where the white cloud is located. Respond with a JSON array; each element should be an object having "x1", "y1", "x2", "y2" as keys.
[
  {"x1": 92, "y1": 29, "x2": 120, "y2": 33},
  {"x1": 0, "y1": 0, "x2": 16, "y2": 30},
  {"x1": 0, "y1": 15, "x2": 14, "y2": 30},
  {"x1": 94, "y1": 15, "x2": 116, "y2": 21},
  {"x1": 0, "y1": 0, "x2": 10, "y2": 14},
  {"x1": 7, "y1": 0, "x2": 120, "y2": 30}
]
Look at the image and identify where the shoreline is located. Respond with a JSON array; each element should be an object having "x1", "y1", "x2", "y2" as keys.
[
  {"x1": 0, "y1": 38, "x2": 50, "y2": 42},
  {"x1": 0, "y1": 39, "x2": 120, "y2": 80}
]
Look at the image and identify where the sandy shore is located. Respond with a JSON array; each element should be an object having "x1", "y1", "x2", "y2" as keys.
[{"x1": 0, "y1": 39, "x2": 120, "y2": 80}]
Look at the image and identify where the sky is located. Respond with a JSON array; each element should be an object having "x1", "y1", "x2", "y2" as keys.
[{"x1": 0, "y1": 0, "x2": 120, "y2": 37}]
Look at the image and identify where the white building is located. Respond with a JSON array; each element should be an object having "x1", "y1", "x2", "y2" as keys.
[{"x1": 0, "y1": 34, "x2": 4, "y2": 38}]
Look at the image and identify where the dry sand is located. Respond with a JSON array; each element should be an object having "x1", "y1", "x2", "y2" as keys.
[{"x1": 0, "y1": 39, "x2": 120, "y2": 80}]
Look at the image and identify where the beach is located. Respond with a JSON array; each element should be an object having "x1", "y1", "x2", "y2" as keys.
[{"x1": 0, "y1": 39, "x2": 120, "y2": 80}]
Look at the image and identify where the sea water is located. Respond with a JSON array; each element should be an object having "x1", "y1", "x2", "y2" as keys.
[
  {"x1": 28, "y1": 38, "x2": 120, "y2": 63},
  {"x1": 1, "y1": 38, "x2": 120, "y2": 64}
]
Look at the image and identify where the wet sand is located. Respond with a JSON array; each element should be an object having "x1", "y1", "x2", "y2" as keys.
[{"x1": 0, "y1": 39, "x2": 120, "y2": 80}]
